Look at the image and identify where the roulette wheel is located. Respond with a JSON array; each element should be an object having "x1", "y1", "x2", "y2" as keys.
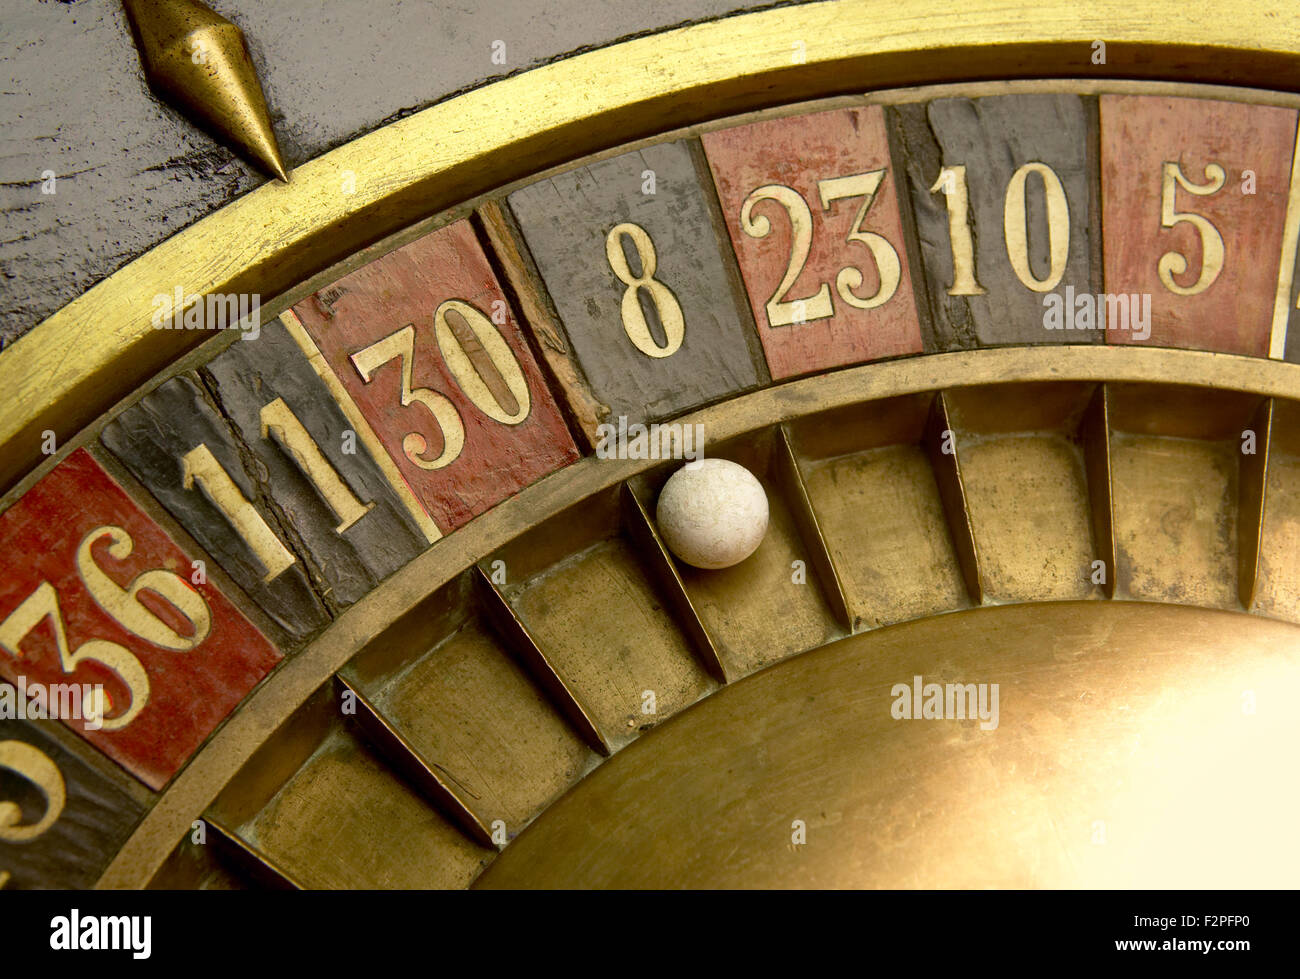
[{"x1": 2, "y1": 0, "x2": 1300, "y2": 894}]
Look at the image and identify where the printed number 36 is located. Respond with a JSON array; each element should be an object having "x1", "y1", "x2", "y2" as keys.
[{"x1": 0, "y1": 526, "x2": 211, "y2": 731}]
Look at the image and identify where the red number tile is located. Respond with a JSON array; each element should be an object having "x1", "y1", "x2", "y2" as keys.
[
  {"x1": 290, "y1": 220, "x2": 579, "y2": 532},
  {"x1": 703, "y1": 106, "x2": 924, "y2": 379},
  {"x1": 1101, "y1": 95, "x2": 1299, "y2": 356},
  {"x1": 0, "y1": 449, "x2": 282, "y2": 790}
]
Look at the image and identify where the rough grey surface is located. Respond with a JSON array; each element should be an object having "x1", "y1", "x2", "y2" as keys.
[
  {"x1": 0, "y1": 0, "x2": 790, "y2": 349},
  {"x1": 202, "y1": 317, "x2": 427, "y2": 609},
  {"x1": 508, "y1": 140, "x2": 763, "y2": 424},
  {"x1": 100, "y1": 372, "x2": 332, "y2": 640},
  {"x1": 0, "y1": 719, "x2": 146, "y2": 889},
  {"x1": 889, "y1": 94, "x2": 1103, "y2": 350}
]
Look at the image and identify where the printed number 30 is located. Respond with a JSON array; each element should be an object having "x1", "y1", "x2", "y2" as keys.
[{"x1": 350, "y1": 300, "x2": 532, "y2": 471}]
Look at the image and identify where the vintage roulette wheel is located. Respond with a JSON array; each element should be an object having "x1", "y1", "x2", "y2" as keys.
[{"x1": 2, "y1": 0, "x2": 1300, "y2": 893}]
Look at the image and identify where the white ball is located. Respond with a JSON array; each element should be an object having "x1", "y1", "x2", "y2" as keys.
[{"x1": 655, "y1": 459, "x2": 769, "y2": 569}]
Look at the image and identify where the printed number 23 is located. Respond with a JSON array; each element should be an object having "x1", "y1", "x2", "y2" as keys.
[{"x1": 741, "y1": 171, "x2": 901, "y2": 328}]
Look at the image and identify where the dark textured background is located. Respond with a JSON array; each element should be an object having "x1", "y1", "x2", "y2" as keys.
[{"x1": 0, "y1": 0, "x2": 786, "y2": 348}]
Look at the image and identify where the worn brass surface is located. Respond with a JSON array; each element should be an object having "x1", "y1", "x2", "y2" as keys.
[
  {"x1": 634, "y1": 432, "x2": 846, "y2": 679},
  {"x1": 477, "y1": 601, "x2": 1300, "y2": 889},
  {"x1": 240, "y1": 727, "x2": 491, "y2": 889},
  {"x1": 94, "y1": 348, "x2": 1300, "y2": 888},
  {"x1": 505, "y1": 539, "x2": 716, "y2": 749},
  {"x1": 1112, "y1": 435, "x2": 1238, "y2": 608},
  {"x1": 676, "y1": 493, "x2": 840, "y2": 677},
  {"x1": 809, "y1": 444, "x2": 967, "y2": 628},
  {"x1": 338, "y1": 676, "x2": 496, "y2": 847},
  {"x1": 204, "y1": 682, "x2": 491, "y2": 888},
  {"x1": 122, "y1": 0, "x2": 287, "y2": 180},
  {"x1": 774, "y1": 428, "x2": 854, "y2": 632},
  {"x1": 1258, "y1": 399, "x2": 1300, "y2": 621},
  {"x1": 1108, "y1": 384, "x2": 1260, "y2": 608},
  {"x1": 362, "y1": 630, "x2": 594, "y2": 840},
  {"x1": 1238, "y1": 398, "x2": 1273, "y2": 609},
  {"x1": 790, "y1": 398, "x2": 968, "y2": 631},
  {"x1": 1081, "y1": 386, "x2": 1118, "y2": 599},
  {"x1": 621, "y1": 486, "x2": 728, "y2": 683},
  {"x1": 4, "y1": 0, "x2": 1300, "y2": 494},
  {"x1": 2, "y1": 0, "x2": 1297, "y2": 892},
  {"x1": 961, "y1": 435, "x2": 1097, "y2": 602},
  {"x1": 947, "y1": 384, "x2": 1099, "y2": 603},
  {"x1": 147, "y1": 836, "x2": 246, "y2": 891},
  {"x1": 926, "y1": 393, "x2": 985, "y2": 604}
]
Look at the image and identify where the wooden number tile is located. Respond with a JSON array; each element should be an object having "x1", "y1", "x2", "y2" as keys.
[
  {"x1": 506, "y1": 141, "x2": 765, "y2": 433},
  {"x1": 702, "y1": 106, "x2": 924, "y2": 378},
  {"x1": 101, "y1": 374, "x2": 330, "y2": 640},
  {"x1": 1101, "y1": 95, "x2": 1299, "y2": 356},
  {"x1": 889, "y1": 94, "x2": 1102, "y2": 349},
  {"x1": 288, "y1": 219, "x2": 578, "y2": 533},
  {"x1": 0, "y1": 449, "x2": 282, "y2": 790},
  {"x1": 0, "y1": 720, "x2": 146, "y2": 889},
  {"x1": 201, "y1": 317, "x2": 428, "y2": 607}
]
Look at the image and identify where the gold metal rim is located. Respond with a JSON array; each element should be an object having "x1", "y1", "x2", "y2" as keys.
[
  {"x1": 3, "y1": 0, "x2": 1300, "y2": 492},
  {"x1": 96, "y1": 345, "x2": 1300, "y2": 888}
]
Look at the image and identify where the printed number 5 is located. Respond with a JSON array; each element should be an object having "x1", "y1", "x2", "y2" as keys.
[
  {"x1": 0, "y1": 740, "x2": 66, "y2": 844},
  {"x1": 1158, "y1": 161, "x2": 1226, "y2": 297}
]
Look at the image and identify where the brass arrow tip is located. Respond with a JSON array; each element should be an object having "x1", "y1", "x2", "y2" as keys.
[
  {"x1": 123, "y1": 0, "x2": 290, "y2": 182},
  {"x1": 249, "y1": 129, "x2": 290, "y2": 183}
]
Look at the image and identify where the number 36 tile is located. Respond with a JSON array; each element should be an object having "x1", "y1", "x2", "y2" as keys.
[{"x1": 0, "y1": 449, "x2": 281, "y2": 790}]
